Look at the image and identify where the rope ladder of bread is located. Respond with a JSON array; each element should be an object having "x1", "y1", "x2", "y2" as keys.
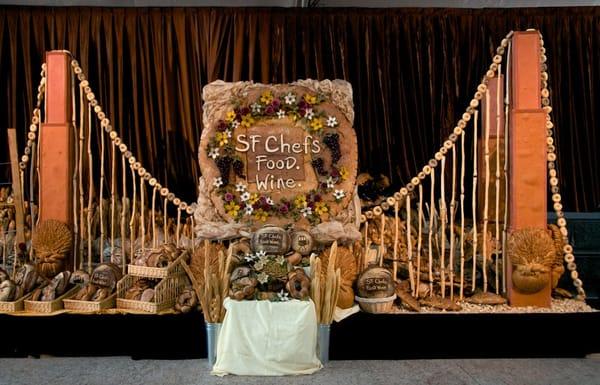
[{"x1": 358, "y1": 31, "x2": 586, "y2": 301}]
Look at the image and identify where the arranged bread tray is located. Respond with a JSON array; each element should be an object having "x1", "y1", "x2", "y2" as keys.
[
  {"x1": 63, "y1": 292, "x2": 116, "y2": 312},
  {"x1": 0, "y1": 292, "x2": 33, "y2": 313},
  {"x1": 24, "y1": 285, "x2": 80, "y2": 313},
  {"x1": 127, "y1": 249, "x2": 188, "y2": 278},
  {"x1": 116, "y1": 273, "x2": 188, "y2": 314}
]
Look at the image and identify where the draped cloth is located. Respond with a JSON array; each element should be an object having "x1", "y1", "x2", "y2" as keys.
[
  {"x1": 0, "y1": 6, "x2": 599, "y2": 211},
  {"x1": 211, "y1": 298, "x2": 322, "y2": 376}
]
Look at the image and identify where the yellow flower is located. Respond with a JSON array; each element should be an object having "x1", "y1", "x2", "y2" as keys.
[
  {"x1": 215, "y1": 132, "x2": 228, "y2": 146},
  {"x1": 248, "y1": 193, "x2": 259, "y2": 205},
  {"x1": 294, "y1": 194, "x2": 307, "y2": 208},
  {"x1": 254, "y1": 208, "x2": 268, "y2": 222},
  {"x1": 241, "y1": 114, "x2": 255, "y2": 128},
  {"x1": 315, "y1": 202, "x2": 328, "y2": 216},
  {"x1": 310, "y1": 118, "x2": 323, "y2": 132},
  {"x1": 339, "y1": 166, "x2": 349, "y2": 181},
  {"x1": 224, "y1": 201, "x2": 240, "y2": 217},
  {"x1": 225, "y1": 111, "x2": 236, "y2": 123},
  {"x1": 304, "y1": 94, "x2": 318, "y2": 104},
  {"x1": 260, "y1": 91, "x2": 273, "y2": 104}
]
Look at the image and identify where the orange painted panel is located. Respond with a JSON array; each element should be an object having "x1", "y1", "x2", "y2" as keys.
[
  {"x1": 511, "y1": 32, "x2": 541, "y2": 110},
  {"x1": 45, "y1": 51, "x2": 71, "y2": 125}
]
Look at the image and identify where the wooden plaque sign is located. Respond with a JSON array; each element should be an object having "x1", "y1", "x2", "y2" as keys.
[{"x1": 199, "y1": 80, "x2": 358, "y2": 228}]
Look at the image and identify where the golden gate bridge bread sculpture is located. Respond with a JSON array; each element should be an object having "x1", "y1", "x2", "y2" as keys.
[{"x1": 0, "y1": 29, "x2": 589, "y2": 316}]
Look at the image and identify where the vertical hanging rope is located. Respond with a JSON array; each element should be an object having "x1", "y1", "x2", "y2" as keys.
[
  {"x1": 190, "y1": 215, "x2": 196, "y2": 253},
  {"x1": 483, "y1": 90, "x2": 491, "y2": 293},
  {"x1": 379, "y1": 214, "x2": 385, "y2": 267},
  {"x1": 110, "y1": 139, "x2": 116, "y2": 261},
  {"x1": 363, "y1": 220, "x2": 369, "y2": 271},
  {"x1": 502, "y1": 40, "x2": 512, "y2": 294},
  {"x1": 176, "y1": 207, "x2": 182, "y2": 248},
  {"x1": 495, "y1": 66, "x2": 502, "y2": 295},
  {"x1": 440, "y1": 157, "x2": 447, "y2": 298},
  {"x1": 129, "y1": 165, "x2": 137, "y2": 264},
  {"x1": 151, "y1": 186, "x2": 157, "y2": 248},
  {"x1": 78, "y1": 84, "x2": 85, "y2": 269},
  {"x1": 471, "y1": 110, "x2": 479, "y2": 292},
  {"x1": 29, "y1": 142, "x2": 36, "y2": 260},
  {"x1": 87, "y1": 103, "x2": 94, "y2": 273},
  {"x1": 121, "y1": 155, "x2": 127, "y2": 274},
  {"x1": 163, "y1": 197, "x2": 168, "y2": 244},
  {"x1": 449, "y1": 145, "x2": 457, "y2": 300},
  {"x1": 140, "y1": 178, "x2": 145, "y2": 253},
  {"x1": 392, "y1": 201, "x2": 399, "y2": 282},
  {"x1": 406, "y1": 194, "x2": 415, "y2": 295},
  {"x1": 428, "y1": 172, "x2": 435, "y2": 296},
  {"x1": 99, "y1": 119, "x2": 106, "y2": 263},
  {"x1": 71, "y1": 69, "x2": 79, "y2": 271},
  {"x1": 417, "y1": 184, "x2": 423, "y2": 295},
  {"x1": 459, "y1": 131, "x2": 466, "y2": 299}
]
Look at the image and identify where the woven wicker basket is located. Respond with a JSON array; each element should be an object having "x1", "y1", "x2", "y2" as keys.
[
  {"x1": 63, "y1": 292, "x2": 116, "y2": 312},
  {"x1": 355, "y1": 294, "x2": 397, "y2": 314},
  {"x1": 127, "y1": 250, "x2": 188, "y2": 278},
  {"x1": 116, "y1": 273, "x2": 188, "y2": 313},
  {"x1": 24, "y1": 285, "x2": 80, "y2": 313},
  {"x1": 0, "y1": 292, "x2": 33, "y2": 313}
]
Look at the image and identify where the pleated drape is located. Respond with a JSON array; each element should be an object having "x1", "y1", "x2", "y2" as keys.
[{"x1": 0, "y1": 6, "x2": 599, "y2": 210}]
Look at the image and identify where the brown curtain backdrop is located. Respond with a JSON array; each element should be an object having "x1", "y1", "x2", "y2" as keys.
[{"x1": 0, "y1": 6, "x2": 599, "y2": 211}]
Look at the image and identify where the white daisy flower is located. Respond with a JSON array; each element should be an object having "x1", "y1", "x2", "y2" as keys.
[
  {"x1": 251, "y1": 103, "x2": 262, "y2": 114},
  {"x1": 258, "y1": 254, "x2": 269, "y2": 265},
  {"x1": 208, "y1": 147, "x2": 219, "y2": 159},
  {"x1": 276, "y1": 255, "x2": 286, "y2": 265},
  {"x1": 305, "y1": 108, "x2": 314, "y2": 120},
  {"x1": 231, "y1": 120, "x2": 240, "y2": 129},
  {"x1": 277, "y1": 289, "x2": 290, "y2": 301},
  {"x1": 301, "y1": 206, "x2": 312, "y2": 217},
  {"x1": 240, "y1": 191, "x2": 251, "y2": 202},
  {"x1": 333, "y1": 189, "x2": 346, "y2": 200},
  {"x1": 266, "y1": 197, "x2": 274, "y2": 205},
  {"x1": 225, "y1": 129, "x2": 232, "y2": 138},
  {"x1": 255, "y1": 250, "x2": 267, "y2": 258},
  {"x1": 326, "y1": 176, "x2": 335, "y2": 189},
  {"x1": 284, "y1": 92, "x2": 296, "y2": 105},
  {"x1": 244, "y1": 204, "x2": 254, "y2": 216},
  {"x1": 244, "y1": 253, "x2": 255, "y2": 262},
  {"x1": 235, "y1": 182, "x2": 247, "y2": 192},
  {"x1": 276, "y1": 110, "x2": 286, "y2": 119},
  {"x1": 326, "y1": 115, "x2": 338, "y2": 127},
  {"x1": 257, "y1": 272, "x2": 269, "y2": 285},
  {"x1": 213, "y1": 177, "x2": 223, "y2": 188}
]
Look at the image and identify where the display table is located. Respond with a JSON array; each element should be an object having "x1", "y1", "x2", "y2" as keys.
[{"x1": 211, "y1": 298, "x2": 322, "y2": 376}]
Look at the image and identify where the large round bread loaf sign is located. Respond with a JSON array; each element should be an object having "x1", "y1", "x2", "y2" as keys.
[{"x1": 199, "y1": 80, "x2": 357, "y2": 228}]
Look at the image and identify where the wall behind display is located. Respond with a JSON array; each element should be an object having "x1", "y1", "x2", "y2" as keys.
[{"x1": 0, "y1": 6, "x2": 599, "y2": 211}]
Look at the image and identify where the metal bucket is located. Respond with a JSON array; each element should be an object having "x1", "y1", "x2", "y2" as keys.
[
  {"x1": 205, "y1": 322, "x2": 221, "y2": 367},
  {"x1": 317, "y1": 323, "x2": 331, "y2": 364}
]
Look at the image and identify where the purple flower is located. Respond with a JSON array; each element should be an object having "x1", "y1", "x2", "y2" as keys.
[
  {"x1": 240, "y1": 107, "x2": 250, "y2": 115},
  {"x1": 298, "y1": 100, "x2": 308, "y2": 109},
  {"x1": 313, "y1": 194, "x2": 322, "y2": 202},
  {"x1": 299, "y1": 108, "x2": 306, "y2": 117},
  {"x1": 265, "y1": 105, "x2": 275, "y2": 115},
  {"x1": 224, "y1": 193, "x2": 234, "y2": 202},
  {"x1": 331, "y1": 168, "x2": 340, "y2": 178},
  {"x1": 271, "y1": 99, "x2": 281, "y2": 109}
]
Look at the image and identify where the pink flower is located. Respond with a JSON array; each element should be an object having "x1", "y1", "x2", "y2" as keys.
[
  {"x1": 224, "y1": 192, "x2": 234, "y2": 202},
  {"x1": 265, "y1": 105, "x2": 275, "y2": 115},
  {"x1": 271, "y1": 99, "x2": 281, "y2": 109}
]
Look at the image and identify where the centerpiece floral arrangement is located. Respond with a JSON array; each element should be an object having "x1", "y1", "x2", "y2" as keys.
[{"x1": 206, "y1": 89, "x2": 349, "y2": 225}]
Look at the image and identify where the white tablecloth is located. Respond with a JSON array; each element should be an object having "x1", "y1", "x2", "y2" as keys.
[{"x1": 211, "y1": 298, "x2": 323, "y2": 376}]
